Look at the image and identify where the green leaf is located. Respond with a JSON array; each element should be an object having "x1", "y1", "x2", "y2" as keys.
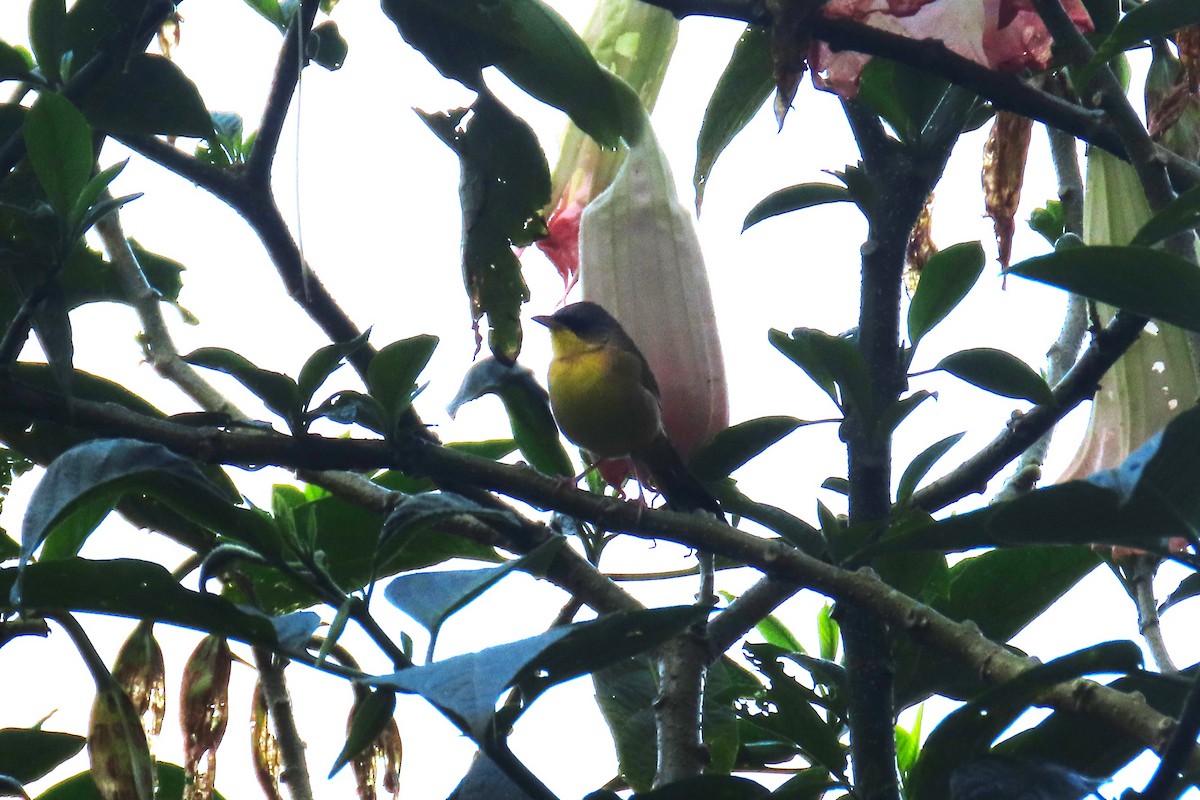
[
  {"x1": 896, "y1": 433, "x2": 964, "y2": 507},
  {"x1": 744, "y1": 644, "x2": 847, "y2": 776},
  {"x1": 0, "y1": 728, "x2": 84, "y2": 783},
  {"x1": 78, "y1": 54, "x2": 213, "y2": 138},
  {"x1": 184, "y1": 347, "x2": 302, "y2": 428},
  {"x1": 1028, "y1": 200, "x2": 1065, "y2": 246},
  {"x1": 817, "y1": 604, "x2": 839, "y2": 662},
  {"x1": 0, "y1": 40, "x2": 35, "y2": 82},
  {"x1": 30, "y1": 282, "x2": 75, "y2": 397},
  {"x1": 742, "y1": 184, "x2": 852, "y2": 232},
  {"x1": 1, "y1": 559, "x2": 280, "y2": 646},
  {"x1": 243, "y1": 0, "x2": 289, "y2": 31},
  {"x1": 66, "y1": 159, "x2": 126, "y2": 232},
  {"x1": 366, "y1": 334, "x2": 439, "y2": 432},
  {"x1": 445, "y1": 356, "x2": 572, "y2": 477},
  {"x1": 420, "y1": 95, "x2": 545, "y2": 363},
  {"x1": 31, "y1": 761, "x2": 228, "y2": 800},
  {"x1": 29, "y1": 0, "x2": 66, "y2": 82},
  {"x1": 297, "y1": 329, "x2": 371, "y2": 410},
  {"x1": 906, "y1": 241, "x2": 986, "y2": 346},
  {"x1": 995, "y1": 669, "x2": 1192, "y2": 777},
  {"x1": 754, "y1": 613, "x2": 805, "y2": 653},
  {"x1": 689, "y1": 416, "x2": 808, "y2": 482},
  {"x1": 1079, "y1": 0, "x2": 1200, "y2": 90},
  {"x1": 237, "y1": 491, "x2": 500, "y2": 614},
  {"x1": 595, "y1": 658, "x2": 658, "y2": 792},
  {"x1": 855, "y1": 58, "x2": 951, "y2": 145},
  {"x1": 769, "y1": 328, "x2": 871, "y2": 417},
  {"x1": 933, "y1": 348, "x2": 1054, "y2": 405},
  {"x1": 375, "y1": 607, "x2": 701, "y2": 740},
  {"x1": 308, "y1": 20, "x2": 348, "y2": 71},
  {"x1": 382, "y1": 0, "x2": 641, "y2": 148},
  {"x1": 1159, "y1": 571, "x2": 1200, "y2": 614},
  {"x1": 909, "y1": 642, "x2": 1142, "y2": 800},
  {"x1": 16, "y1": 438, "x2": 240, "y2": 574},
  {"x1": 328, "y1": 689, "x2": 395, "y2": 778},
  {"x1": 24, "y1": 92, "x2": 94, "y2": 216},
  {"x1": 383, "y1": 536, "x2": 559, "y2": 657},
  {"x1": 1008, "y1": 246, "x2": 1200, "y2": 333},
  {"x1": 1132, "y1": 180, "x2": 1200, "y2": 248},
  {"x1": 693, "y1": 25, "x2": 773, "y2": 212}
]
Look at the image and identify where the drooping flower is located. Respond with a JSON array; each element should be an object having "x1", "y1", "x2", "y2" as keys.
[{"x1": 810, "y1": 0, "x2": 1094, "y2": 98}]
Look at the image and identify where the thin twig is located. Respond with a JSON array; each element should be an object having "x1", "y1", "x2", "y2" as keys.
[{"x1": 253, "y1": 648, "x2": 315, "y2": 800}]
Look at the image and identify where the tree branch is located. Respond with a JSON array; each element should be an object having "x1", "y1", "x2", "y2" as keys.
[{"x1": 2, "y1": 377, "x2": 1196, "y2": 773}]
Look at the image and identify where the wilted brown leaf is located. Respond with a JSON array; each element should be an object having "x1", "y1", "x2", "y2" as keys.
[
  {"x1": 250, "y1": 682, "x2": 284, "y2": 800},
  {"x1": 905, "y1": 192, "x2": 937, "y2": 292},
  {"x1": 112, "y1": 622, "x2": 166, "y2": 746},
  {"x1": 982, "y1": 111, "x2": 1033, "y2": 269},
  {"x1": 89, "y1": 685, "x2": 155, "y2": 800},
  {"x1": 180, "y1": 636, "x2": 232, "y2": 800}
]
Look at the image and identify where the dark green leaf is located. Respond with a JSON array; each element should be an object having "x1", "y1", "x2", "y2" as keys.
[
  {"x1": 1132, "y1": 180, "x2": 1200, "y2": 249},
  {"x1": 769, "y1": 328, "x2": 870, "y2": 417},
  {"x1": 366, "y1": 334, "x2": 439, "y2": 431},
  {"x1": 38, "y1": 495, "x2": 115, "y2": 560},
  {"x1": 30, "y1": 283, "x2": 75, "y2": 397},
  {"x1": 877, "y1": 390, "x2": 935, "y2": 435},
  {"x1": 1080, "y1": 0, "x2": 1200, "y2": 89},
  {"x1": 906, "y1": 241, "x2": 986, "y2": 346},
  {"x1": 689, "y1": 416, "x2": 807, "y2": 482},
  {"x1": 1082, "y1": 0, "x2": 1119, "y2": 35},
  {"x1": 896, "y1": 432, "x2": 964, "y2": 507},
  {"x1": 308, "y1": 390, "x2": 388, "y2": 434},
  {"x1": 744, "y1": 644, "x2": 847, "y2": 775},
  {"x1": 78, "y1": 54, "x2": 213, "y2": 137},
  {"x1": 0, "y1": 41, "x2": 35, "y2": 82},
  {"x1": 29, "y1": 0, "x2": 66, "y2": 82},
  {"x1": 308, "y1": 20, "x2": 348, "y2": 71},
  {"x1": 445, "y1": 356, "x2": 572, "y2": 477},
  {"x1": 24, "y1": 93, "x2": 93, "y2": 216},
  {"x1": 72, "y1": 191, "x2": 141, "y2": 237},
  {"x1": 448, "y1": 752, "x2": 534, "y2": 800},
  {"x1": 1160, "y1": 571, "x2": 1200, "y2": 614},
  {"x1": 297, "y1": 329, "x2": 371, "y2": 410},
  {"x1": 16, "y1": 439, "x2": 237, "y2": 571},
  {"x1": 693, "y1": 25, "x2": 772, "y2": 211},
  {"x1": 382, "y1": 0, "x2": 641, "y2": 148},
  {"x1": 30, "y1": 761, "x2": 228, "y2": 800},
  {"x1": 946, "y1": 757, "x2": 1105, "y2": 800},
  {"x1": 383, "y1": 537, "x2": 560, "y2": 655},
  {"x1": 329, "y1": 689, "x2": 395, "y2": 778},
  {"x1": 375, "y1": 607, "x2": 700, "y2": 739},
  {"x1": 772, "y1": 769, "x2": 842, "y2": 799},
  {"x1": 419, "y1": 94, "x2": 545, "y2": 363},
  {"x1": 754, "y1": 613, "x2": 805, "y2": 654},
  {"x1": 1007, "y1": 245, "x2": 1200, "y2": 333},
  {"x1": 594, "y1": 658, "x2": 657, "y2": 792},
  {"x1": 895, "y1": 546, "x2": 1100, "y2": 707},
  {"x1": 909, "y1": 642, "x2": 1141, "y2": 800},
  {"x1": 633, "y1": 776, "x2": 770, "y2": 799},
  {"x1": 742, "y1": 184, "x2": 852, "y2": 232},
  {"x1": 184, "y1": 347, "x2": 301, "y2": 427},
  {"x1": 67, "y1": 159, "x2": 126, "y2": 232},
  {"x1": 1, "y1": 559, "x2": 280, "y2": 646},
  {"x1": 995, "y1": 668, "x2": 1192, "y2": 777},
  {"x1": 244, "y1": 0, "x2": 288, "y2": 31},
  {"x1": 0, "y1": 728, "x2": 84, "y2": 783},
  {"x1": 933, "y1": 348, "x2": 1053, "y2": 405},
  {"x1": 716, "y1": 484, "x2": 826, "y2": 555},
  {"x1": 855, "y1": 58, "x2": 951, "y2": 145}
]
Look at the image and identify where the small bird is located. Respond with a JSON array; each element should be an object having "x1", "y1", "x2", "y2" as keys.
[{"x1": 532, "y1": 301, "x2": 722, "y2": 516}]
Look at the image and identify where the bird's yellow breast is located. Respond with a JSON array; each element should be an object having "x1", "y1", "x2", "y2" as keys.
[{"x1": 545, "y1": 330, "x2": 661, "y2": 459}]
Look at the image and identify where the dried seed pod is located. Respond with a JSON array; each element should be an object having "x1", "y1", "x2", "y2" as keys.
[
  {"x1": 905, "y1": 192, "x2": 938, "y2": 293},
  {"x1": 112, "y1": 622, "x2": 165, "y2": 747},
  {"x1": 982, "y1": 111, "x2": 1034, "y2": 269},
  {"x1": 89, "y1": 684, "x2": 155, "y2": 800},
  {"x1": 179, "y1": 636, "x2": 232, "y2": 800},
  {"x1": 250, "y1": 682, "x2": 283, "y2": 800},
  {"x1": 1178, "y1": 25, "x2": 1200, "y2": 93},
  {"x1": 348, "y1": 688, "x2": 402, "y2": 800}
]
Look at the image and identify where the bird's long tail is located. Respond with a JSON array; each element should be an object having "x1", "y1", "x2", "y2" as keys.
[{"x1": 636, "y1": 433, "x2": 723, "y2": 517}]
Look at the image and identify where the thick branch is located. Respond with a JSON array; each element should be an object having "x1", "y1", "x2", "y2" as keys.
[{"x1": 1, "y1": 378, "x2": 1195, "y2": 771}]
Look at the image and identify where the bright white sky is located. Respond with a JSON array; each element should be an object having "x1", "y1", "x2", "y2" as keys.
[{"x1": 2, "y1": 0, "x2": 1198, "y2": 798}]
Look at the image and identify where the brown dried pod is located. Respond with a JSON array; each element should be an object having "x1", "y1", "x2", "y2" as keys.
[
  {"x1": 905, "y1": 192, "x2": 938, "y2": 293},
  {"x1": 982, "y1": 111, "x2": 1034, "y2": 270},
  {"x1": 89, "y1": 684, "x2": 155, "y2": 800},
  {"x1": 179, "y1": 636, "x2": 232, "y2": 800},
  {"x1": 1178, "y1": 25, "x2": 1200, "y2": 93},
  {"x1": 112, "y1": 622, "x2": 166, "y2": 745},
  {"x1": 250, "y1": 682, "x2": 284, "y2": 800}
]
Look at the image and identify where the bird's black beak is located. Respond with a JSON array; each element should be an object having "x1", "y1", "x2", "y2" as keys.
[{"x1": 531, "y1": 314, "x2": 554, "y2": 328}]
